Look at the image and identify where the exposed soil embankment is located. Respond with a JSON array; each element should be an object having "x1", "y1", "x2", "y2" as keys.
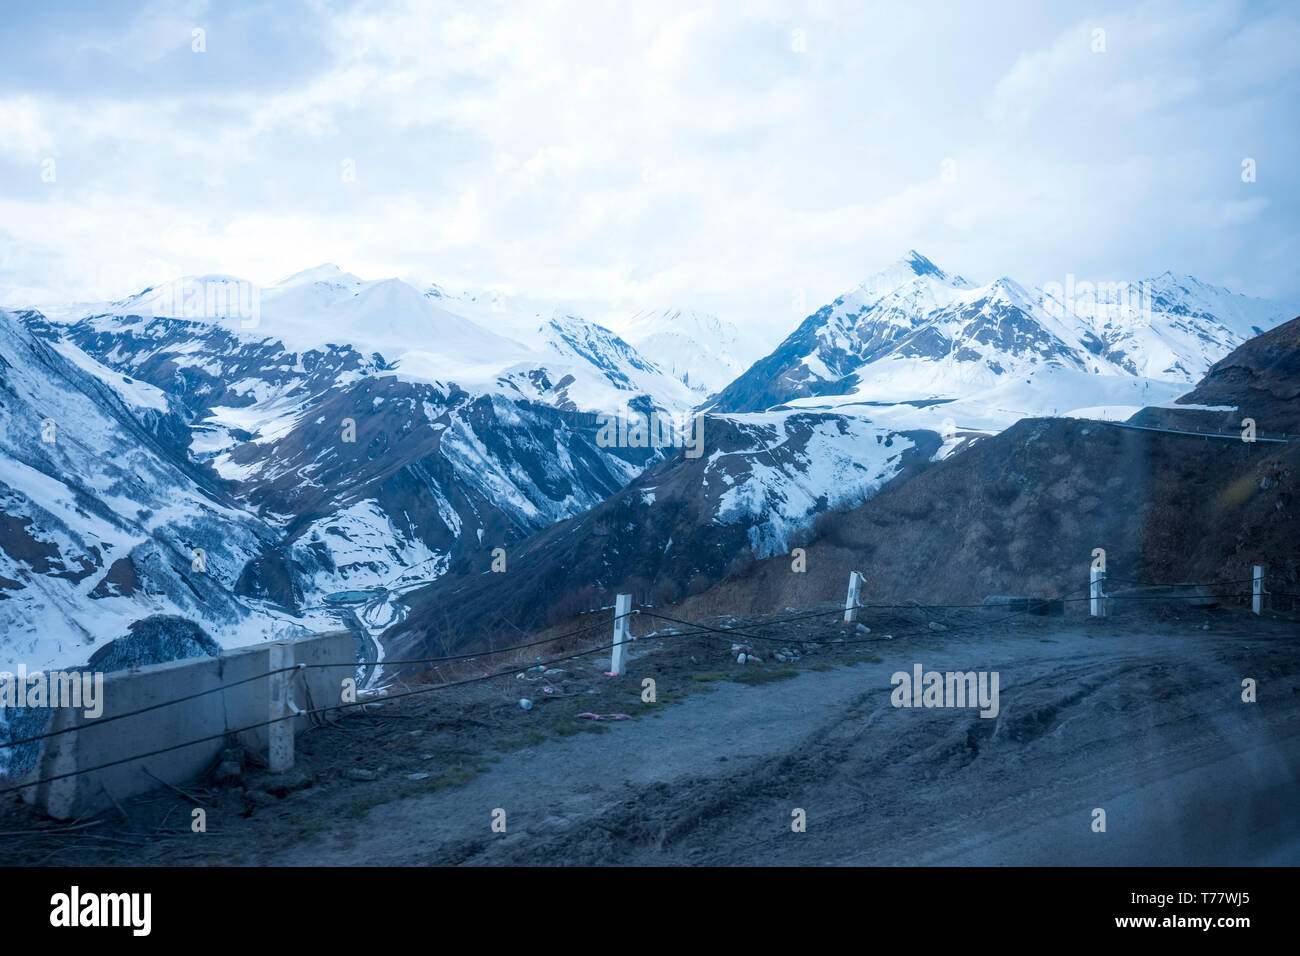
[{"x1": 680, "y1": 415, "x2": 1298, "y2": 621}]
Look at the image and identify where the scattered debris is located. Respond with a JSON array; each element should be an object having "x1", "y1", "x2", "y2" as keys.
[
  {"x1": 345, "y1": 768, "x2": 378, "y2": 782},
  {"x1": 928, "y1": 621, "x2": 947, "y2": 631},
  {"x1": 576, "y1": 713, "x2": 631, "y2": 721},
  {"x1": 264, "y1": 772, "x2": 312, "y2": 798},
  {"x1": 519, "y1": 698, "x2": 533, "y2": 711}
]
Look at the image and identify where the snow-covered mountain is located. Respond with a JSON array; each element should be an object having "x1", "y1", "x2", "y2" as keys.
[
  {"x1": 616, "y1": 308, "x2": 751, "y2": 398},
  {"x1": 383, "y1": 409, "x2": 935, "y2": 661},
  {"x1": 386, "y1": 268, "x2": 1296, "y2": 655},
  {"x1": 1050, "y1": 270, "x2": 1288, "y2": 382},
  {"x1": 5, "y1": 254, "x2": 1290, "y2": 676},
  {"x1": 709, "y1": 251, "x2": 1291, "y2": 434},
  {"x1": 4, "y1": 268, "x2": 698, "y2": 670},
  {"x1": 525, "y1": 310, "x2": 698, "y2": 411},
  {"x1": 416, "y1": 280, "x2": 751, "y2": 400},
  {"x1": 0, "y1": 308, "x2": 323, "y2": 672}
]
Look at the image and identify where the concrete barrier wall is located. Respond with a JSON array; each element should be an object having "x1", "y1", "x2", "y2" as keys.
[{"x1": 11, "y1": 632, "x2": 355, "y2": 819}]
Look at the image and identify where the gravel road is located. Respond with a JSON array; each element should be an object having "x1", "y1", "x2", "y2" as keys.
[{"x1": 3, "y1": 605, "x2": 1295, "y2": 866}]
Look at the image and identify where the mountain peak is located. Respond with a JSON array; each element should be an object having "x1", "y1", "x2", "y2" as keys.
[
  {"x1": 845, "y1": 250, "x2": 964, "y2": 305},
  {"x1": 982, "y1": 275, "x2": 1035, "y2": 304},
  {"x1": 901, "y1": 250, "x2": 945, "y2": 278},
  {"x1": 275, "y1": 263, "x2": 361, "y2": 288}
]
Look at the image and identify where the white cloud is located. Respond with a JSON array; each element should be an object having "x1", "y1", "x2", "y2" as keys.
[
  {"x1": 0, "y1": 97, "x2": 57, "y2": 161},
  {"x1": 0, "y1": 0, "x2": 1295, "y2": 337}
]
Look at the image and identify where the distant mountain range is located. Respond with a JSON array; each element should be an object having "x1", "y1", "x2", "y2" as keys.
[
  {"x1": 676, "y1": 313, "x2": 1300, "y2": 622},
  {"x1": 390, "y1": 313, "x2": 1300, "y2": 663},
  {"x1": 1, "y1": 254, "x2": 1292, "y2": 673},
  {"x1": 710, "y1": 251, "x2": 1288, "y2": 433},
  {"x1": 618, "y1": 308, "x2": 752, "y2": 398}
]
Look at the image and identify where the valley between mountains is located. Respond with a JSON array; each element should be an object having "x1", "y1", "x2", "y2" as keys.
[{"x1": 0, "y1": 251, "x2": 1294, "y2": 686}]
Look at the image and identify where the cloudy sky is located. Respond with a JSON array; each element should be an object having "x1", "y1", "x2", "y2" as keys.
[{"x1": 0, "y1": 0, "x2": 1296, "y2": 340}]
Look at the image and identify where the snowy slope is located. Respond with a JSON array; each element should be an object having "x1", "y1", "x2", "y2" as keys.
[
  {"x1": 1050, "y1": 271, "x2": 1291, "y2": 383},
  {"x1": 711, "y1": 251, "x2": 1292, "y2": 437},
  {"x1": 617, "y1": 308, "x2": 751, "y2": 398},
  {"x1": 704, "y1": 411, "x2": 917, "y2": 556},
  {"x1": 66, "y1": 268, "x2": 695, "y2": 460},
  {"x1": 0, "y1": 309, "x2": 324, "y2": 672},
  {"x1": 107, "y1": 269, "x2": 535, "y2": 387},
  {"x1": 13, "y1": 254, "x2": 1289, "y2": 678},
  {"x1": 415, "y1": 281, "x2": 702, "y2": 412},
  {"x1": 514, "y1": 310, "x2": 698, "y2": 412},
  {"x1": 43, "y1": 269, "x2": 697, "y2": 616}
]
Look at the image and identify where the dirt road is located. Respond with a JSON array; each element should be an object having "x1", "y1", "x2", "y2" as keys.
[{"x1": 2, "y1": 605, "x2": 1296, "y2": 866}]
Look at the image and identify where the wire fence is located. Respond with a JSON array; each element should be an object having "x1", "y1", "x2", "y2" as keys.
[{"x1": 0, "y1": 572, "x2": 1292, "y2": 801}]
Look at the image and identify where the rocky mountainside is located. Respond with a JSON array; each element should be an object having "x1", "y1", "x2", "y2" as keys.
[
  {"x1": 4, "y1": 255, "x2": 1291, "y2": 677},
  {"x1": 2, "y1": 268, "x2": 702, "y2": 671},
  {"x1": 1171, "y1": 316, "x2": 1300, "y2": 433},
  {"x1": 53, "y1": 272, "x2": 697, "y2": 610},
  {"x1": 0, "y1": 308, "x2": 317, "y2": 671},
  {"x1": 708, "y1": 252, "x2": 1289, "y2": 438},
  {"x1": 383, "y1": 314, "x2": 1300, "y2": 670},
  {"x1": 678, "y1": 315, "x2": 1300, "y2": 620},
  {"x1": 382, "y1": 411, "x2": 939, "y2": 663}
]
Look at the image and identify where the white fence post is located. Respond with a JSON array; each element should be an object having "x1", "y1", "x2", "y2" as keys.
[
  {"x1": 611, "y1": 594, "x2": 632, "y2": 675},
  {"x1": 844, "y1": 571, "x2": 863, "y2": 623},
  {"x1": 267, "y1": 641, "x2": 294, "y2": 772},
  {"x1": 1253, "y1": 565, "x2": 1265, "y2": 615},
  {"x1": 1090, "y1": 569, "x2": 1107, "y2": 617}
]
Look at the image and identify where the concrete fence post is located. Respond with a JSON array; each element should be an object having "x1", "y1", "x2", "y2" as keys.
[
  {"x1": 1253, "y1": 565, "x2": 1265, "y2": 615},
  {"x1": 844, "y1": 571, "x2": 864, "y2": 623},
  {"x1": 26, "y1": 706, "x2": 80, "y2": 820},
  {"x1": 611, "y1": 593, "x2": 632, "y2": 676},
  {"x1": 267, "y1": 642, "x2": 294, "y2": 772},
  {"x1": 1090, "y1": 569, "x2": 1107, "y2": 617}
]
